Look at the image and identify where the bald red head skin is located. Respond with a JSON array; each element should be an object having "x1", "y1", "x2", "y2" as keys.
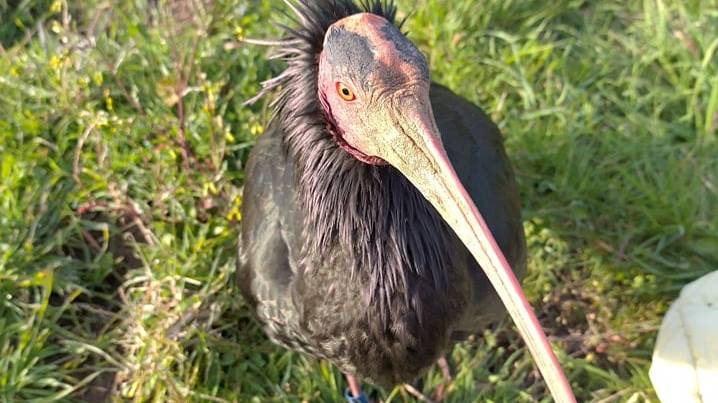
[
  {"x1": 317, "y1": 13, "x2": 576, "y2": 403},
  {"x1": 318, "y1": 13, "x2": 431, "y2": 165}
]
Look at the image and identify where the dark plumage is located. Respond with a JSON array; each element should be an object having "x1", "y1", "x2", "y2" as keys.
[{"x1": 238, "y1": 0, "x2": 526, "y2": 389}]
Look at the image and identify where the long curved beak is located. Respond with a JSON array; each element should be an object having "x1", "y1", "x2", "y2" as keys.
[{"x1": 374, "y1": 95, "x2": 576, "y2": 403}]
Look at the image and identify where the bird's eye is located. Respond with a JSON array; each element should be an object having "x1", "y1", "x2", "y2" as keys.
[{"x1": 336, "y1": 82, "x2": 356, "y2": 101}]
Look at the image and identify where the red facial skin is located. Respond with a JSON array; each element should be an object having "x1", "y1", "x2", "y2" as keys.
[
  {"x1": 317, "y1": 13, "x2": 430, "y2": 165},
  {"x1": 317, "y1": 59, "x2": 387, "y2": 165}
]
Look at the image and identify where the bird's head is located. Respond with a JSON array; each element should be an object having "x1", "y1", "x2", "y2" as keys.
[
  {"x1": 317, "y1": 12, "x2": 575, "y2": 402},
  {"x1": 318, "y1": 13, "x2": 431, "y2": 166}
]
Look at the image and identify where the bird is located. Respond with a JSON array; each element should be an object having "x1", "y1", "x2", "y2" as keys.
[{"x1": 238, "y1": 1, "x2": 575, "y2": 402}]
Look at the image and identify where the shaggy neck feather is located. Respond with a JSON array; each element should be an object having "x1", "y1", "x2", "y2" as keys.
[{"x1": 257, "y1": 0, "x2": 452, "y2": 326}]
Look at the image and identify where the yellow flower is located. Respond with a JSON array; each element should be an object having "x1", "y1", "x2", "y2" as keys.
[
  {"x1": 203, "y1": 182, "x2": 219, "y2": 196},
  {"x1": 49, "y1": 55, "x2": 62, "y2": 70},
  {"x1": 93, "y1": 71, "x2": 103, "y2": 86},
  {"x1": 50, "y1": 0, "x2": 63, "y2": 13},
  {"x1": 250, "y1": 123, "x2": 264, "y2": 136},
  {"x1": 224, "y1": 129, "x2": 235, "y2": 143},
  {"x1": 234, "y1": 26, "x2": 245, "y2": 41},
  {"x1": 226, "y1": 194, "x2": 243, "y2": 221},
  {"x1": 104, "y1": 89, "x2": 113, "y2": 111},
  {"x1": 227, "y1": 207, "x2": 242, "y2": 221},
  {"x1": 50, "y1": 20, "x2": 62, "y2": 34}
]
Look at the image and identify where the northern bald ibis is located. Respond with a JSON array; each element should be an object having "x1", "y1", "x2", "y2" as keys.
[{"x1": 238, "y1": 1, "x2": 575, "y2": 401}]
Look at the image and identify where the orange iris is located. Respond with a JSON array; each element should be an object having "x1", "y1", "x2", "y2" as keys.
[{"x1": 336, "y1": 82, "x2": 356, "y2": 101}]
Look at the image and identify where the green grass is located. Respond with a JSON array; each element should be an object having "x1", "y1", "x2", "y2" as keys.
[{"x1": 0, "y1": 0, "x2": 716, "y2": 401}]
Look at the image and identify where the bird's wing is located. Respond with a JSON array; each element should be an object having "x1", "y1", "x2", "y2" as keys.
[
  {"x1": 430, "y1": 82, "x2": 528, "y2": 329},
  {"x1": 238, "y1": 125, "x2": 299, "y2": 313}
]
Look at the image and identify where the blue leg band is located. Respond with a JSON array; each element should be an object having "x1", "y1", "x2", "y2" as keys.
[{"x1": 344, "y1": 387, "x2": 369, "y2": 403}]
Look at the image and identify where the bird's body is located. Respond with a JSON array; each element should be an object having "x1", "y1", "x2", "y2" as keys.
[
  {"x1": 238, "y1": 1, "x2": 574, "y2": 400},
  {"x1": 240, "y1": 80, "x2": 525, "y2": 385}
]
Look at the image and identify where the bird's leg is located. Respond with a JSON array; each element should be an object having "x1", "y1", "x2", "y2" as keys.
[
  {"x1": 403, "y1": 383, "x2": 434, "y2": 402},
  {"x1": 432, "y1": 356, "x2": 453, "y2": 402},
  {"x1": 344, "y1": 374, "x2": 369, "y2": 403},
  {"x1": 403, "y1": 356, "x2": 453, "y2": 402}
]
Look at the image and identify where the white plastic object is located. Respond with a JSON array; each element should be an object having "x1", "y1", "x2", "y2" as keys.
[{"x1": 650, "y1": 270, "x2": 718, "y2": 403}]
